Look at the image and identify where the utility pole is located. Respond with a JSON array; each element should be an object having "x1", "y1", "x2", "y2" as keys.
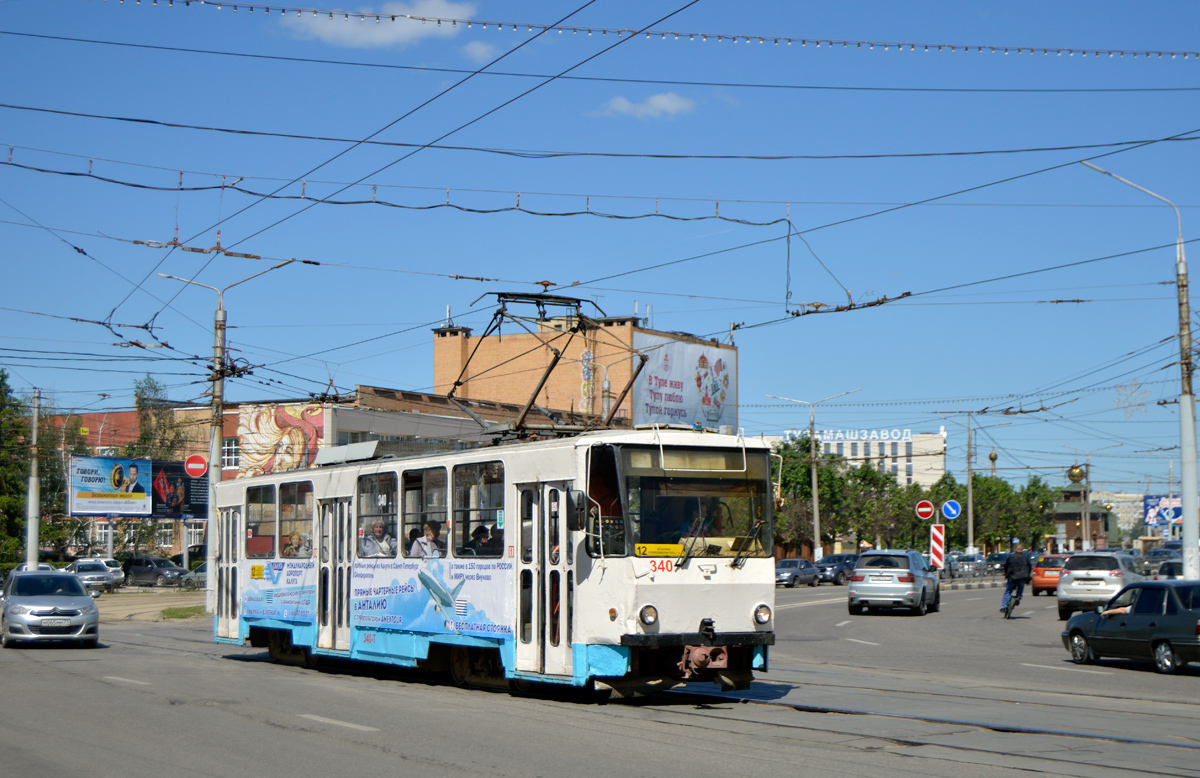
[
  {"x1": 768, "y1": 389, "x2": 862, "y2": 562},
  {"x1": 160, "y1": 260, "x2": 295, "y2": 611},
  {"x1": 1081, "y1": 161, "x2": 1197, "y2": 577},
  {"x1": 966, "y1": 412, "x2": 974, "y2": 554},
  {"x1": 25, "y1": 388, "x2": 40, "y2": 567}
]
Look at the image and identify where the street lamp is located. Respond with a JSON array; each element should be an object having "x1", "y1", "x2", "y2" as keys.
[
  {"x1": 1080, "y1": 161, "x2": 1197, "y2": 577},
  {"x1": 769, "y1": 389, "x2": 862, "y2": 562},
  {"x1": 159, "y1": 260, "x2": 295, "y2": 609},
  {"x1": 1063, "y1": 443, "x2": 1121, "y2": 551}
]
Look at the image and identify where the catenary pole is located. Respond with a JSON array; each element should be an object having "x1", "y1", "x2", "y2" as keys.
[
  {"x1": 160, "y1": 261, "x2": 295, "y2": 612},
  {"x1": 25, "y1": 388, "x2": 40, "y2": 567},
  {"x1": 1080, "y1": 162, "x2": 1196, "y2": 577}
]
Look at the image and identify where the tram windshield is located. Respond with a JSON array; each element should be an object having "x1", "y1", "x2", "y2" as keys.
[{"x1": 586, "y1": 444, "x2": 773, "y2": 558}]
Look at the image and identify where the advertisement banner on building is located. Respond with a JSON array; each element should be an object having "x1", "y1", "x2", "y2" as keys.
[
  {"x1": 238, "y1": 403, "x2": 325, "y2": 478},
  {"x1": 1144, "y1": 495, "x2": 1182, "y2": 527},
  {"x1": 69, "y1": 456, "x2": 152, "y2": 516},
  {"x1": 150, "y1": 461, "x2": 208, "y2": 519},
  {"x1": 631, "y1": 333, "x2": 738, "y2": 428}
]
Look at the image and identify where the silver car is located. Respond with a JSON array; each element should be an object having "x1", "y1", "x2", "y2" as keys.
[
  {"x1": 1056, "y1": 552, "x2": 1145, "y2": 620},
  {"x1": 65, "y1": 559, "x2": 116, "y2": 594},
  {"x1": 848, "y1": 549, "x2": 941, "y2": 616},
  {"x1": 1, "y1": 571, "x2": 100, "y2": 648}
]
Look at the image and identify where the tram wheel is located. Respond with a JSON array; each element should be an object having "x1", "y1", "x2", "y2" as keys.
[{"x1": 449, "y1": 646, "x2": 472, "y2": 686}]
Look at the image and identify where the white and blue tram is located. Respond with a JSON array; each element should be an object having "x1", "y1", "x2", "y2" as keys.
[{"x1": 212, "y1": 427, "x2": 775, "y2": 695}]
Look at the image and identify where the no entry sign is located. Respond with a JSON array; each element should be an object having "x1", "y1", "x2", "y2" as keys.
[
  {"x1": 915, "y1": 500, "x2": 935, "y2": 520},
  {"x1": 184, "y1": 455, "x2": 208, "y2": 478}
]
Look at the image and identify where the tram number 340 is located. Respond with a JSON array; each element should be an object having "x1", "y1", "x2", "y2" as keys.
[{"x1": 649, "y1": 559, "x2": 676, "y2": 573}]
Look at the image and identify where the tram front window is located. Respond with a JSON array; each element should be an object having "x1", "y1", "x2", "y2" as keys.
[{"x1": 622, "y1": 446, "x2": 772, "y2": 558}]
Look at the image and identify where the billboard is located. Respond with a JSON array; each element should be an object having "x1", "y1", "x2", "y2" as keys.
[
  {"x1": 631, "y1": 333, "x2": 738, "y2": 428},
  {"x1": 1144, "y1": 495, "x2": 1182, "y2": 527},
  {"x1": 69, "y1": 456, "x2": 209, "y2": 518},
  {"x1": 69, "y1": 456, "x2": 152, "y2": 516},
  {"x1": 238, "y1": 403, "x2": 325, "y2": 478},
  {"x1": 150, "y1": 460, "x2": 208, "y2": 519}
]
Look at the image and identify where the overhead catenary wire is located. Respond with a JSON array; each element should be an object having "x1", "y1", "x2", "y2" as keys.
[{"x1": 67, "y1": 6, "x2": 1200, "y2": 61}]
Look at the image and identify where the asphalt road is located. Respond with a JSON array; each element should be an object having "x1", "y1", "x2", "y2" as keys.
[{"x1": 0, "y1": 582, "x2": 1194, "y2": 777}]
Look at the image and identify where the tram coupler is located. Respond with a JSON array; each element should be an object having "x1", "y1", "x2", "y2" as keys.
[{"x1": 678, "y1": 644, "x2": 729, "y2": 677}]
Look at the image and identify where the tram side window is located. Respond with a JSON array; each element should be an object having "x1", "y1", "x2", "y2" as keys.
[
  {"x1": 402, "y1": 468, "x2": 447, "y2": 558},
  {"x1": 453, "y1": 462, "x2": 504, "y2": 557},
  {"x1": 279, "y1": 482, "x2": 314, "y2": 558},
  {"x1": 245, "y1": 485, "x2": 276, "y2": 559},
  {"x1": 586, "y1": 446, "x2": 626, "y2": 557},
  {"x1": 358, "y1": 472, "x2": 398, "y2": 558}
]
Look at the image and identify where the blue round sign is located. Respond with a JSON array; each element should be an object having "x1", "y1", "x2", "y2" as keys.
[{"x1": 941, "y1": 500, "x2": 962, "y2": 520}]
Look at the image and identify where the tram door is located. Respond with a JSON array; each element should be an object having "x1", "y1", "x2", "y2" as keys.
[
  {"x1": 215, "y1": 506, "x2": 240, "y2": 640},
  {"x1": 317, "y1": 498, "x2": 354, "y2": 652},
  {"x1": 515, "y1": 482, "x2": 574, "y2": 677}
]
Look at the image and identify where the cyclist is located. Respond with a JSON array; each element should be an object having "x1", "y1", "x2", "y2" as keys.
[{"x1": 1000, "y1": 541, "x2": 1032, "y2": 615}]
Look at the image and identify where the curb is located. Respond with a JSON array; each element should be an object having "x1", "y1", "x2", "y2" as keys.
[{"x1": 945, "y1": 581, "x2": 1002, "y2": 590}]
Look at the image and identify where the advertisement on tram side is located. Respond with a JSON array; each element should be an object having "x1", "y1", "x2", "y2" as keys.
[{"x1": 349, "y1": 556, "x2": 515, "y2": 638}]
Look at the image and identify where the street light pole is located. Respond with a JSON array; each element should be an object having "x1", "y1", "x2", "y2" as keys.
[
  {"x1": 769, "y1": 389, "x2": 862, "y2": 562},
  {"x1": 1081, "y1": 161, "x2": 1197, "y2": 577},
  {"x1": 1063, "y1": 444, "x2": 1121, "y2": 551},
  {"x1": 159, "y1": 261, "x2": 295, "y2": 610}
]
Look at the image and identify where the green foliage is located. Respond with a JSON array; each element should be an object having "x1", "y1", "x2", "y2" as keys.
[
  {"x1": 0, "y1": 370, "x2": 29, "y2": 560},
  {"x1": 123, "y1": 374, "x2": 185, "y2": 460},
  {"x1": 772, "y1": 434, "x2": 1060, "y2": 554}
]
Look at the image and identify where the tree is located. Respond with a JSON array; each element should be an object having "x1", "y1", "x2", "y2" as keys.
[
  {"x1": 123, "y1": 374, "x2": 186, "y2": 460},
  {"x1": 772, "y1": 435, "x2": 846, "y2": 555},
  {"x1": 0, "y1": 370, "x2": 29, "y2": 559}
]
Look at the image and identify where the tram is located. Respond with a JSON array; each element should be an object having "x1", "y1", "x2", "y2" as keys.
[{"x1": 212, "y1": 427, "x2": 775, "y2": 695}]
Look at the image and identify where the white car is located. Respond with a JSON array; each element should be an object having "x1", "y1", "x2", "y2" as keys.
[{"x1": 75, "y1": 558, "x2": 124, "y2": 589}]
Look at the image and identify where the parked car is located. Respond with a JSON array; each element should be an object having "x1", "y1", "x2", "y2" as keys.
[
  {"x1": 814, "y1": 554, "x2": 858, "y2": 585},
  {"x1": 1056, "y1": 551, "x2": 1145, "y2": 620},
  {"x1": 1, "y1": 571, "x2": 99, "y2": 648},
  {"x1": 1153, "y1": 561, "x2": 1184, "y2": 580},
  {"x1": 957, "y1": 554, "x2": 984, "y2": 577},
  {"x1": 847, "y1": 549, "x2": 940, "y2": 616},
  {"x1": 94, "y1": 557, "x2": 125, "y2": 586},
  {"x1": 122, "y1": 556, "x2": 186, "y2": 587},
  {"x1": 1061, "y1": 580, "x2": 1200, "y2": 673},
  {"x1": 170, "y1": 545, "x2": 208, "y2": 569},
  {"x1": 920, "y1": 551, "x2": 960, "y2": 579},
  {"x1": 983, "y1": 552, "x2": 1010, "y2": 574},
  {"x1": 1031, "y1": 554, "x2": 1070, "y2": 596},
  {"x1": 180, "y1": 562, "x2": 207, "y2": 591},
  {"x1": 64, "y1": 559, "x2": 116, "y2": 594},
  {"x1": 1142, "y1": 548, "x2": 1181, "y2": 576},
  {"x1": 776, "y1": 558, "x2": 818, "y2": 588}
]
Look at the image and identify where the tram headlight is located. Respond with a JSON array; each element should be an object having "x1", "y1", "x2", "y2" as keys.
[
  {"x1": 639, "y1": 604, "x2": 658, "y2": 626},
  {"x1": 754, "y1": 603, "x2": 772, "y2": 625}
]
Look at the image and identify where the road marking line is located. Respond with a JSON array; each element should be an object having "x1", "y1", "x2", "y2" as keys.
[
  {"x1": 1019, "y1": 663, "x2": 1111, "y2": 675},
  {"x1": 776, "y1": 598, "x2": 845, "y2": 610},
  {"x1": 835, "y1": 620, "x2": 851, "y2": 627},
  {"x1": 845, "y1": 638, "x2": 880, "y2": 646},
  {"x1": 965, "y1": 597, "x2": 981, "y2": 601},
  {"x1": 299, "y1": 714, "x2": 380, "y2": 732},
  {"x1": 103, "y1": 676, "x2": 151, "y2": 685}
]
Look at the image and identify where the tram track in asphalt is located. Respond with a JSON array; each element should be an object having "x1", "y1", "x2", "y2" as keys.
[{"x1": 635, "y1": 692, "x2": 1200, "y2": 778}]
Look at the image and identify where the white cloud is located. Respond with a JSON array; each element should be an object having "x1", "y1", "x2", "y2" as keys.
[
  {"x1": 597, "y1": 92, "x2": 696, "y2": 120},
  {"x1": 281, "y1": 1, "x2": 476, "y2": 49},
  {"x1": 461, "y1": 40, "x2": 498, "y2": 63}
]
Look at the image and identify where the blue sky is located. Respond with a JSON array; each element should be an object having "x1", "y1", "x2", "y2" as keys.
[{"x1": 1, "y1": 1, "x2": 1198, "y2": 493}]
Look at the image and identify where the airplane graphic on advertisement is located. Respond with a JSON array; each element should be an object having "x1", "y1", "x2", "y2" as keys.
[{"x1": 418, "y1": 569, "x2": 467, "y2": 631}]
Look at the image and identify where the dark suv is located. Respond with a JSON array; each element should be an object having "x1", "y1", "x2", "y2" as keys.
[
  {"x1": 815, "y1": 554, "x2": 858, "y2": 585},
  {"x1": 122, "y1": 557, "x2": 185, "y2": 587}
]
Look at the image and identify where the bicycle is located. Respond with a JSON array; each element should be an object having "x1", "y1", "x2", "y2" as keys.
[{"x1": 1003, "y1": 594, "x2": 1021, "y2": 619}]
